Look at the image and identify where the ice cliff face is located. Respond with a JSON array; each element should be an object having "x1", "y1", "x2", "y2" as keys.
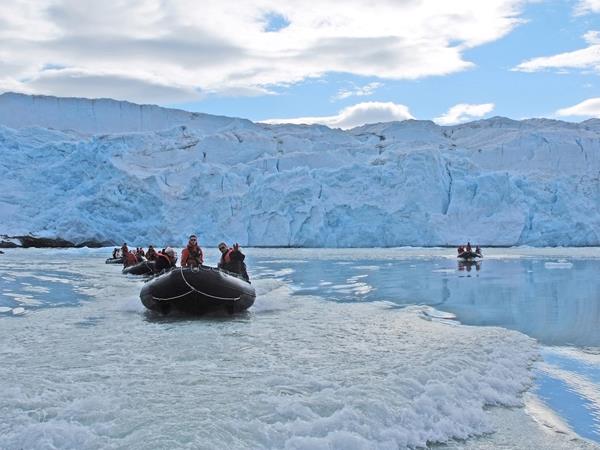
[
  {"x1": 0, "y1": 92, "x2": 251, "y2": 135},
  {"x1": 1, "y1": 92, "x2": 600, "y2": 247}
]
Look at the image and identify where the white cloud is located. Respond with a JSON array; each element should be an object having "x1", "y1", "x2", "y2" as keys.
[
  {"x1": 0, "y1": 0, "x2": 527, "y2": 103},
  {"x1": 433, "y1": 103, "x2": 495, "y2": 125},
  {"x1": 262, "y1": 101, "x2": 414, "y2": 129},
  {"x1": 574, "y1": 0, "x2": 600, "y2": 16},
  {"x1": 332, "y1": 82, "x2": 383, "y2": 101},
  {"x1": 23, "y1": 68, "x2": 200, "y2": 104},
  {"x1": 514, "y1": 31, "x2": 600, "y2": 73},
  {"x1": 556, "y1": 98, "x2": 600, "y2": 117},
  {"x1": 583, "y1": 30, "x2": 600, "y2": 44}
]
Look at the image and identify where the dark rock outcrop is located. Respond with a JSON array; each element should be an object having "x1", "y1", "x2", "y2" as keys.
[
  {"x1": 0, "y1": 234, "x2": 114, "y2": 248},
  {"x1": 0, "y1": 239, "x2": 18, "y2": 248},
  {"x1": 17, "y1": 236, "x2": 75, "y2": 248}
]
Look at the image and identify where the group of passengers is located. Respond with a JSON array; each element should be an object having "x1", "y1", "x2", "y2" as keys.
[
  {"x1": 457, "y1": 242, "x2": 482, "y2": 256},
  {"x1": 119, "y1": 234, "x2": 249, "y2": 281}
]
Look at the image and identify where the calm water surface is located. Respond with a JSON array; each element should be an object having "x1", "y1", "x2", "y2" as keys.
[{"x1": 262, "y1": 248, "x2": 600, "y2": 444}]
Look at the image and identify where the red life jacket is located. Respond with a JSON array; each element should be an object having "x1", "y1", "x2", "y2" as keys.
[
  {"x1": 182, "y1": 245, "x2": 203, "y2": 266},
  {"x1": 124, "y1": 252, "x2": 138, "y2": 267}
]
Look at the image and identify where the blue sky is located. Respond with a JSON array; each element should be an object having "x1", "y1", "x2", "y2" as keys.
[
  {"x1": 3, "y1": 0, "x2": 600, "y2": 127},
  {"x1": 170, "y1": 1, "x2": 600, "y2": 124}
]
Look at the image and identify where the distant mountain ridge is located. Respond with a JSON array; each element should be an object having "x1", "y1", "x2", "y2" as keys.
[{"x1": 1, "y1": 92, "x2": 600, "y2": 247}]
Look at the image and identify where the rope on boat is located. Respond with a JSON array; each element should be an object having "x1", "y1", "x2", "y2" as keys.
[{"x1": 152, "y1": 267, "x2": 242, "y2": 302}]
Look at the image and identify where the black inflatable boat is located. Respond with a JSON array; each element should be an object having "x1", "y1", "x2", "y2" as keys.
[
  {"x1": 105, "y1": 257, "x2": 124, "y2": 264},
  {"x1": 140, "y1": 266, "x2": 255, "y2": 315},
  {"x1": 457, "y1": 251, "x2": 482, "y2": 260},
  {"x1": 123, "y1": 260, "x2": 155, "y2": 276}
]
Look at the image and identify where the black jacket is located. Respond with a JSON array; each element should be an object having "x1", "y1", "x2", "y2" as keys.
[{"x1": 218, "y1": 249, "x2": 249, "y2": 281}]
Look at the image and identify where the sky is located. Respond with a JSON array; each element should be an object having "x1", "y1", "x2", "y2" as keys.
[{"x1": 2, "y1": 0, "x2": 600, "y2": 128}]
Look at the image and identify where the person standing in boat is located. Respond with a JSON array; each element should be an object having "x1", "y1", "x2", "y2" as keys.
[
  {"x1": 218, "y1": 242, "x2": 249, "y2": 282},
  {"x1": 154, "y1": 247, "x2": 177, "y2": 273},
  {"x1": 181, "y1": 235, "x2": 203, "y2": 268},
  {"x1": 121, "y1": 242, "x2": 129, "y2": 256}
]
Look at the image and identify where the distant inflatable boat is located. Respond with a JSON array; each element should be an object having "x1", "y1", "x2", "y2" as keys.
[
  {"x1": 123, "y1": 260, "x2": 155, "y2": 276},
  {"x1": 457, "y1": 251, "x2": 482, "y2": 260},
  {"x1": 140, "y1": 266, "x2": 255, "y2": 315},
  {"x1": 105, "y1": 257, "x2": 124, "y2": 264}
]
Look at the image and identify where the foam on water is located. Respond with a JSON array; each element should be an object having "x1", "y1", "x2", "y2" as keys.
[
  {"x1": 1, "y1": 300, "x2": 537, "y2": 449},
  {"x1": 0, "y1": 248, "x2": 597, "y2": 449}
]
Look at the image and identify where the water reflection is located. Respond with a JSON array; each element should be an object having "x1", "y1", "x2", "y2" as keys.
[
  {"x1": 258, "y1": 256, "x2": 600, "y2": 348},
  {"x1": 457, "y1": 259, "x2": 481, "y2": 272}
]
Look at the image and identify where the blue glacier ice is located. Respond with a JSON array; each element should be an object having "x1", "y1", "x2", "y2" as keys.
[{"x1": 2, "y1": 92, "x2": 600, "y2": 247}]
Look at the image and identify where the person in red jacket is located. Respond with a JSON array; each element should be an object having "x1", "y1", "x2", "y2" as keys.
[
  {"x1": 180, "y1": 234, "x2": 203, "y2": 268},
  {"x1": 123, "y1": 250, "x2": 138, "y2": 268},
  {"x1": 154, "y1": 247, "x2": 177, "y2": 274}
]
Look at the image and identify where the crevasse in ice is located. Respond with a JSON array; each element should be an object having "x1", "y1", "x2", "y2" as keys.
[{"x1": 1, "y1": 92, "x2": 599, "y2": 247}]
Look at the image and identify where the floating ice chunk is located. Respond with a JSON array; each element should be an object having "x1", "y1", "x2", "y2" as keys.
[
  {"x1": 12, "y1": 307, "x2": 25, "y2": 315},
  {"x1": 420, "y1": 306, "x2": 458, "y2": 321},
  {"x1": 263, "y1": 260, "x2": 309, "y2": 264},
  {"x1": 353, "y1": 265, "x2": 380, "y2": 271},
  {"x1": 347, "y1": 274, "x2": 368, "y2": 282},
  {"x1": 272, "y1": 268, "x2": 295, "y2": 277},
  {"x1": 544, "y1": 261, "x2": 573, "y2": 269},
  {"x1": 524, "y1": 393, "x2": 576, "y2": 438},
  {"x1": 3, "y1": 293, "x2": 42, "y2": 305},
  {"x1": 330, "y1": 284, "x2": 357, "y2": 290},
  {"x1": 0, "y1": 307, "x2": 12, "y2": 313},
  {"x1": 23, "y1": 285, "x2": 51, "y2": 294},
  {"x1": 352, "y1": 283, "x2": 374, "y2": 295}
]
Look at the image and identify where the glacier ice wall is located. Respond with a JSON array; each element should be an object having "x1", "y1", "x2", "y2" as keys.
[{"x1": 1, "y1": 92, "x2": 600, "y2": 247}]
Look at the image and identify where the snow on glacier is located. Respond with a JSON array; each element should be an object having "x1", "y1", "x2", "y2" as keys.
[{"x1": 1, "y1": 92, "x2": 600, "y2": 247}]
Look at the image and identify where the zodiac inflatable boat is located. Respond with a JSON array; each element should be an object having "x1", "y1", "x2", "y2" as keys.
[
  {"x1": 122, "y1": 260, "x2": 155, "y2": 276},
  {"x1": 140, "y1": 266, "x2": 255, "y2": 315}
]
